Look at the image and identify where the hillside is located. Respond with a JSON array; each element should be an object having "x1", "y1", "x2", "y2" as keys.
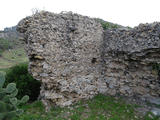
[
  {"x1": 0, "y1": 26, "x2": 28, "y2": 73},
  {"x1": 0, "y1": 26, "x2": 20, "y2": 40},
  {"x1": 0, "y1": 26, "x2": 24, "y2": 46}
]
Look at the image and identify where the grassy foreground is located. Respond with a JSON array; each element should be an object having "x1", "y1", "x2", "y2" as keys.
[{"x1": 14, "y1": 94, "x2": 159, "y2": 120}]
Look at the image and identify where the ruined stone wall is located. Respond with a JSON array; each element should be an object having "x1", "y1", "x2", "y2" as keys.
[
  {"x1": 103, "y1": 23, "x2": 160, "y2": 97},
  {"x1": 17, "y1": 11, "x2": 107, "y2": 109},
  {"x1": 17, "y1": 11, "x2": 160, "y2": 110}
]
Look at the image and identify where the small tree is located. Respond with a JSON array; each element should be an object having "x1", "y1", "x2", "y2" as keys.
[{"x1": 5, "y1": 63, "x2": 41, "y2": 101}]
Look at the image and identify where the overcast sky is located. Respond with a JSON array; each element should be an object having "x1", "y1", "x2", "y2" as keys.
[{"x1": 0, "y1": 0, "x2": 160, "y2": 30}]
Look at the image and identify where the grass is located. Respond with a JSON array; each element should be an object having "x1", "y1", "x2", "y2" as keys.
[
  {"x1": 0, "y1": 47, "x2": 28, "y2": 70},
  {"x1": 14, "y1": 94, "x2": 159, "y2": 120}
]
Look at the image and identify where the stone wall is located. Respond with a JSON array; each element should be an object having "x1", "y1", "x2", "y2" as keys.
[
  {"x1": 103, "y1": 23, "x2": 160, "y2": 97},
  {"x1": 17, "y1": 11, "x2": 160, "y2": 110}
]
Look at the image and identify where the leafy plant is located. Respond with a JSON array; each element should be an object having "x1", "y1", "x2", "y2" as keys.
[
  {"x1": 0, "y1": 73, "x2": 29, "y2": 120},
  {"x1": 5, "y1": 63, "x2": 41, "y2": 101},
  {"x1": 96, "y1": 18, "x2": 119, "y2": 30},
  {"x1": 101, "y1": 21, "x2": 119, "y2": 29}
]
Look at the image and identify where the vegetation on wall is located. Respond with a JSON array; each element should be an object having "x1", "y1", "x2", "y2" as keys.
[
  {"x1": 152, "y1": 63, "x2": 160, "y2": 71},
  {"x1": 96, "y1": 18, "x2": 120, "y2": 30}
]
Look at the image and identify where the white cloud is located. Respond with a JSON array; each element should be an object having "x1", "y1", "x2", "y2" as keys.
[{"x1": 0, "y1": 0, "x2": 160, "y2": 30}]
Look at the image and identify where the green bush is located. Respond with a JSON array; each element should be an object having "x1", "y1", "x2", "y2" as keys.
[
  {"x1": 96, "y1": 18, "x2": 119, "y2": 30},
  {"x1": 5, "y1": 63, "x2": 41, "y2": 101},
  {"x1": 0, "y1": 73, "x2": 29, "y2": 120},
  {"x1": 101, "y1": 22, "x2": 119, "y2": 29}
]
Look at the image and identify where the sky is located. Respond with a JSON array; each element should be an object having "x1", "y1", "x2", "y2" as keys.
[{"x1": 0, "y1": 0, "x2": 160, "y2": 30}]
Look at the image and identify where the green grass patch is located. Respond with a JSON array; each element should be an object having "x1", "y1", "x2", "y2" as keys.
[{"x1": 14, "y1": 94, "x2": 159, "y2": 120}]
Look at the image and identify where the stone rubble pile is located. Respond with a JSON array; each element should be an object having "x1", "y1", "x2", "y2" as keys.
[{"x1": 17, "y1": 11, "x2": 160, "y2": 110}]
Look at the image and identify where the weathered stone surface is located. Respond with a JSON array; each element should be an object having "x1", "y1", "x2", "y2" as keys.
[
  {"x1": 103, "y1": 23, "x2": 160, "y2": 97},
  {"x1": 17, "y1": 11, "x2": 106, "y2": 110},
  {"x1": 151, "y1": 108, "x2": 160, "y2": 116},
  {"x1": 17, "y1": 11, "x2": 160, "y2": 110},
  {"x1": 146, "y1": 96, "x2": 160, "y2": 105}
]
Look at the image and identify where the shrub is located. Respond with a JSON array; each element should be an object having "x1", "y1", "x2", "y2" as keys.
[
  {"x1": 96, "y1": 18, "x2": 119, "y2": 30},
  {"x1": 0, "y1": 73, "x2": 29, "y2": 120},
  {"x1": 5, "y1": 63, "x2": 41, "y2": 101},
  {"x1": 101, "y1": 22, "x2": 118, "y2": 29}
]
